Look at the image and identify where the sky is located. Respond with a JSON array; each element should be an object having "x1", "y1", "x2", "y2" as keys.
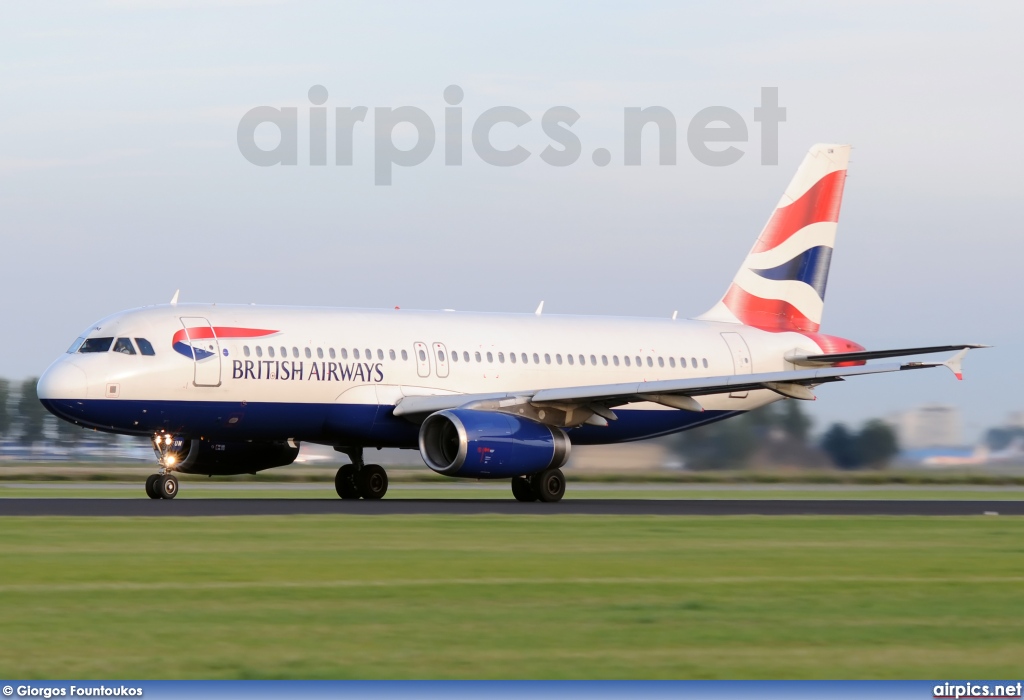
[{"x1": 1, "y1": 1, "x2": 1021, "y2": 440}]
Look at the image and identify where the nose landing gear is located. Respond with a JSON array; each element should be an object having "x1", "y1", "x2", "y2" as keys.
[
  {"x1": 334, "y1": 447, "x2": 389, "y2": 500},
  {"x1": 147, "y1": 432, "x2": 184, "y2": 500},
  {"x1": 145, "y1": 473, "x2": 178, "y2": 500}
]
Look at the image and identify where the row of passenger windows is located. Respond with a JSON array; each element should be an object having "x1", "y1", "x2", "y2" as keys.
[
  {"x1": 70, "y1": 336, "x2": 156, "y2": 356},
  {"x1": 241, "y1": 344, "x2": 709, "y2": 369},
  {"x1": 243, "y1": 345, "x2": 407, "y2": 361},
  {"x1": 445, "y1": 350, "x2": 709, "y2": 369}
]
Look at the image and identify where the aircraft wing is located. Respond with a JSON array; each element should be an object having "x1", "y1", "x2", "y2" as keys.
[
  {"x1": 392, "y1": 348, "x2": 977, "y2": 419},
  {"x1": 786, "y1": 343, "x2": 988, "y2": 366}
]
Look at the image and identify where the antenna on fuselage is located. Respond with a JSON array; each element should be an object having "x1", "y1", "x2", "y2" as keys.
[
  {"x1": 672, "y1": 310, "x2": 678, "y2": 320},
  {"x1": 535, "y1": 301, "x2": 544, "y2": 316},
  {"x1": 170, "y1": 289, "x2": 180, "y2": 305}
]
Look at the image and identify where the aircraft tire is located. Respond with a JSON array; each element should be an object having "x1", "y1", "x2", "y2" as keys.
[
  {"x1": 533, "y1": 467, "x2": 566, "y2": 503},
  {"x1": 335, "y1": 464, "x2": 360, "y2": 499},
  {"x1": 358, "y1": 464, "x2": 388, "y2": 500},
  {"x1": 145, "y1": 474, "x2": 161, "y2": 499},
  {"x1": 511, "y1": 476, "x2": 537, "y2": 502},
  {"x1": 158, "y1": 474, "x2": 178, "y2": 500}
]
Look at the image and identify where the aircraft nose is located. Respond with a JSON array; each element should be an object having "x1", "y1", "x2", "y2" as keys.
[{"x1": 37, "y1": 361, "x2": 88, "y2": 400}]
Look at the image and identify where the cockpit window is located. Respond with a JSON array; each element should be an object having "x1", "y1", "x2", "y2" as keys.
[
  {"x1": 67, "y1": 337, "x2": 86, "y2": 353},
  {"x1": 135, "y1": 338, "x2": 155, "y2": 356},
  {"x1": 79, "y1": 337, "x2": 114, "y2": 353},
  {"x1": 113, "y1": 338, "x2": 137, "y2": 355}
]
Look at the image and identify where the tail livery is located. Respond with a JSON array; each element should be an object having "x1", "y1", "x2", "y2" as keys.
[{"x1": 701, "y1": 143, "x2": 850, "y2": 333}]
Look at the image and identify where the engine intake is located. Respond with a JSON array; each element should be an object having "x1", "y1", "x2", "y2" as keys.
[{"x1": 419, "y1": 409, "x2": 570, "y2": 479}]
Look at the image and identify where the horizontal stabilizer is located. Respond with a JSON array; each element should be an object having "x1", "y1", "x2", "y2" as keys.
[{"x1": 787, "y1": 344, "x2": 989, "y2": 366}]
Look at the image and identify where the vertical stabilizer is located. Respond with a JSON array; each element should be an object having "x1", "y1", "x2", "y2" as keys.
[{"x1": 699, "y1": 144, "x2": 851, "y2": 333}]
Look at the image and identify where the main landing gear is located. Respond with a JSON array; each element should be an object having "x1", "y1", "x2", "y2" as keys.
[
  {"x1": 334, "y1": 447, "x2": 389, "y2": 500},
  {"x1": 145, "y1": 473, "x2": 178, "y2": 500},
  {"x1": 511, "y1": 467, "x2": 566, "y2": 503}
]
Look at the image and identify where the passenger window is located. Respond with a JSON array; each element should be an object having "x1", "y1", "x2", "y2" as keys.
[
  {"x1": 113, "y1": 338, "x2": 136, "y2": 355},
  {"x1": 79, "y1": 337, "x2": 114, "y2": 353},
  {"x1": 354, "y1": 349, "x2": 361, "y2": 360},
  {"x1": 533, "y1": 353, "x2": 540, "y2": 364},
  {"x1": 256, "y1": 346, "x2": 263, "y2": 358},
  {"x1": 317, "y1": 348, "x2": 324, "y2": 359},
  {"x1": 475, "y1": 351, "x2": 482, "y2": 362},
  {"x1": 243, "y1": 345, "x2": 250, "y2": 357},
  {"x1": 624, "y1": 356, "x2": 631, "y2": 367},
  {"x1": 509, "y1": 352, "x2": 516, "y2": 364},
  {"x1": 341, "y1": 348, "x2": 349, "y2": 359},
  {"x1": 451, "y1": 351, "x2": 458, "y2": 363},
  {"x1": 613, "y1": 355, "x2": 619, "y2": 366},
  {"x1": 438, "y1": 350, "x2": 446, "y2": 362},
  {"x1": 390, "y1": 349, "x2": 397, "y2": 360},
  {"x1": 544, "y1": 353, "x2": 551, "y2": 365},
  {"x1": 669, "y1": 357, "x2": 676, "y2": 368},
  {"x1": 329, "y1": 348, "x2": 336, "y2": 359},
  {"x1": 658, "y1": 357, "x2": 664, "y2": 368},
  {"x1": 590, "y1": 355, "x2": 597, "y2": 365},
  {"x1": 486, "y1": 352, "x2": 493, "y2": 363},
  {"x1": 268, "y1": 346, "x2": 276, "y2": 358},
  {"x1": 691, "y1": 357, "x2": 697, "y2": 367},
  {"x1": 401, "y1": 349, "x2": 409, "y2": 361},
  {"x1": 463, "y1": 351, "x2": 470, "y2": 362},
  {"x1": 377, "y1": 349, "x2": 384, "y2": 360},
  {"x1": 303, "y1": 347, "x2": 311, "y2": 359},
  {"x1": 135, "y1": 338, "x2": 155, "y2": 356},
  {"x1": 365, "y1": 348, "x2": 371, "y2": 360},
  {"x1": 567, "y1": 354, "x2": 574, "y2": 366},
  {"x1": 680, "y1": 357, "x2": 687, "y2": 368},
  {"x1": 602, "y1": 355, "x2": 608, "y2": 366},
  {"x1": 703, "y1": 358, "x2": 709, "y2": 368},
  {"x1": 636, "y1": 356, "x2": 642, "y2": 366},
  {"x1": 278, "y1": 346, "x2": 285, "y2": 358},
  {"x1": 556, "y1": 354, "x2": 563, "y2": 365},
  {"x1": 418, "y1": 349, "x2": 426, "y2": 361},
  {"x1": 522, "y1": 353, "x2": 529, "y2": 364}
]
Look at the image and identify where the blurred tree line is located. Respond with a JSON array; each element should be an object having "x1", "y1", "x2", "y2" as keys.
[
  {"x1": 668, "y1": 399, "x2": 900, "y2": 470},
  {"x1": 0, "y1": 376, "x2": 109, "y2": 447}
]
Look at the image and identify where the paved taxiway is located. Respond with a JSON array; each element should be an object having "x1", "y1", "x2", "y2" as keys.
[{"x1": 1, "y1": 499, "x2": 1022, "y2": 516}]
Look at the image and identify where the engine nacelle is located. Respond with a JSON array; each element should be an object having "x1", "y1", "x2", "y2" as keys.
[
  {"x1": 160, "y1": 438, "x2": 300, "y2": 475},
  {"x1": 418, "y1": 409, "x2": 570, "y2": 479}
]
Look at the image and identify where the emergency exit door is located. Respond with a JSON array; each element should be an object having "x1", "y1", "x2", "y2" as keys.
[{"x1": 721, "y1": 332, "x2": 752, "y2": 398}]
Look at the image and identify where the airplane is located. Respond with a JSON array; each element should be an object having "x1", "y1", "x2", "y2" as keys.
[{"x1": 37, "y1": 143, "x2": 984, "y2": 502}]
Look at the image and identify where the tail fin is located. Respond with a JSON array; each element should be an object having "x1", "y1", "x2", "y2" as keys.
[{"x1": 700, "y1": 143, "x2": 851, "y2": 333}]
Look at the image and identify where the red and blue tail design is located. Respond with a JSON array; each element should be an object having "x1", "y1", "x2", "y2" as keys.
[{"x1": 700, "y1": 144, "x2": 850, "y2": 333}]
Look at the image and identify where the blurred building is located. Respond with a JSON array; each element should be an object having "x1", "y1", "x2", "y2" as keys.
[{"x1": 889, "y1": 404, "x2": 963, "y2": 449}]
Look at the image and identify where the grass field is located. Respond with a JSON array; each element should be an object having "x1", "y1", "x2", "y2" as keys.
[{"x1": 1, "y1": 515, "x2": 1022, "y2": 679}]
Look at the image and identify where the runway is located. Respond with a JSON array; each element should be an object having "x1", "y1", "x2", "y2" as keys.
[{"x1": 1, "y1": 498, "x2": 1022, "y2": 516}]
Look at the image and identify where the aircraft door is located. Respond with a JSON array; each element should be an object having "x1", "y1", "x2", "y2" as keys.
[
  {"x1": 720, "y1": 332, "x2": 752, "y2": 398},
  {"x1": 179, "y1": 317, "x2": 222, "y2": 387},
  {"x1": 413, "y1": 342, "x2": 431, "y2": 378},
  {"x1": 432, "y1": 342, "x2": 450, "y2": 378}
]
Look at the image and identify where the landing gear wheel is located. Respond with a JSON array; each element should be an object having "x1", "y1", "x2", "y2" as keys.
[
  {"x1": 511, "y1": 476, "x2": 538, "y2": 502},
  {"x1": 145, "y1": 474, "x2": 160, "y2": 500},
  {"x1": 335, "y1": 464, "x2": 360, "y2": 499},
  {"x1": 532, "y1": 468, "x2": 565, "y2": 503},
  {"x1": 358, "y1": 464, "x2": 388, "y2": 500},
  {"x1": 158, "y1": 474, "x2": 178, "y2": 500}
]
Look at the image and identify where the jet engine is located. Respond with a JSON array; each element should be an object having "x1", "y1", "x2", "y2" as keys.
[
  {"x1": 155, "y1": 436, "x2": 300, "y2": 475},
  {"x1": 418, "y1": 409, "x2": 570, "y2": 478}
]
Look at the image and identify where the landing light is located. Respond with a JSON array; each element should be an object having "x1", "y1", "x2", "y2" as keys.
[{"x1": 166, "y1": 455, "x2": 176, "y2": 466}]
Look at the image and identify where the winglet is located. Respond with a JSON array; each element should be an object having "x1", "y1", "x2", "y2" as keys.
[
  {"x1": 943, "y1": 347, "x2": 971, "y2": 381},
  {"x1": 535, "y1": 301, "x2": 544, "y2": 316},
  {"x1": 170, "y1": 289, "x2": 180, "y2": 305}
]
